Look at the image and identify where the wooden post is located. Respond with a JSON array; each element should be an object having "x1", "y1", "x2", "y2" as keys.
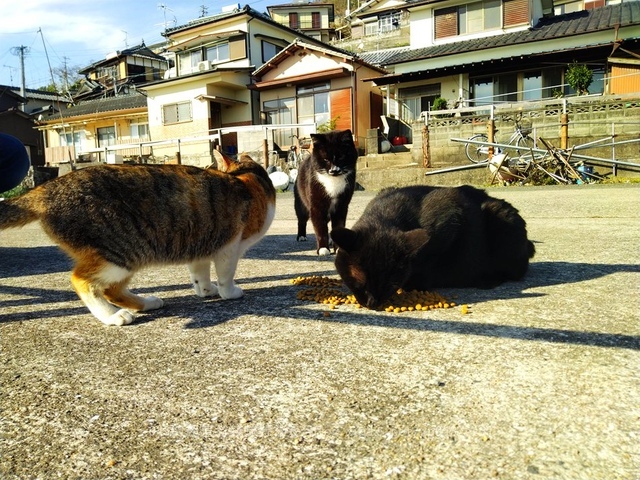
[
  {"x1": 487, "y1": 119, "x2": 495, "y2": 158},
  {"x1": 422, "y1": 124, "x2": 431, "y2": 168},
  {"x1": 560, "y1": 113, "x2": 569, "y2": 150},
  {"x1": 262, "y1": 138, "x2": 269, "y2": 169}
]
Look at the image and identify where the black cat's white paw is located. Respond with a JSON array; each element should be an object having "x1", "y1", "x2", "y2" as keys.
[{"x1": 297, "y1": 235, "x2": 307, "y2": 242}]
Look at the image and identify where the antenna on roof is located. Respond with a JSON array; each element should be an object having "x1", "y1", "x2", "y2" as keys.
[{"x1": 158, "y1": 3, "x2": 174, "y2": 34}]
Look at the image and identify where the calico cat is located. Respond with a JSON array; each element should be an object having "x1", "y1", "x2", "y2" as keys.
[
  {"x1": 331, "y1": 185, "x2": 535, "y2": 310},
  {"x1": 0, "y1": 151, "x2": 276, "y2": 326},
  {"x1": 294, "y1": 129, "x2": 358, "y2": 255}
]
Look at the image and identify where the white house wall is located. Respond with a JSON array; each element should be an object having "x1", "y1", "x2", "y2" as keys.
[
  {"x1": 408, "y1": 8, "x2": 434, "y2": 49},
  {"x1": 273, "y1": 52, "x2": 354, "y2": 81}
]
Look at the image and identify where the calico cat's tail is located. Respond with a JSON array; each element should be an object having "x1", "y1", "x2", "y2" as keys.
[{"x1": 0, "y1": 190, "x2": 43, "y2": 229}]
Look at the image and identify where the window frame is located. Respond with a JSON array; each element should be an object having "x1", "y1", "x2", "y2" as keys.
[{"x1": 162, "y1": 101, "x2": 193, "y2": 125}]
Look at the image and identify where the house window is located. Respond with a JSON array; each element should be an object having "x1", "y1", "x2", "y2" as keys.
[
  {"x1": 297, "y1": 82, "x2": 330, "y2": 132},
  {"x1": 554, "y1": 0, "x2": 583, "y2": 15},
  {"x1": 178, "y1": 50, "x2": 203, "y2": 73},
  {"x1": 60, "y1": 130, "x2": 84, "y2": 149},
  {"x1": 585, "y1": 0, "x2": 605, "y2": 10},
  {"x1": 398, "y1": 84, "x2": 441, "y2": 122},
  {"x1": 435, "y1": 0, "x2": 527, "y2": 39},
  {"x1": 458, "y1": 1, "x2": 501, "y2": 34},
  {"x1": 262, "y1": 41, "x2": 283, "y2": 63},
  {"x1": 379, "y1": 13, "x2": 402, "y2": 33},
  {"x1": 97, "y1": 126, "x2": 116, "y2": 147},
  {"x1": 263, "y1": 97, "x2": 295, "y2": 146},
  {"x1": 471, "y1": 74, "x2": 517, "y2": 104},
  {"x1": 471, "y1": 68, "x2": 565, "y2": 104},
  {"x1": 289, "y1": 12, "x2": 299, "y2": 29},
  {"x1": 206, "y1": 42, "x2": 229, "y2": 63},
  {"x1": 162, "y1": 101, "x2": 192, "y2": 124},
  {"x1": 130, "y1": 122, "x2": 149, "y2": 139},
  {"x1": 312, "y1": 12, "x2": 321, "y2": 29},
  {"x1": 503, "y1": 0, "x2": 529, "y2": 27},
  {"x1": 365, "y1": 20, "x2": 379, "y2": 36}
]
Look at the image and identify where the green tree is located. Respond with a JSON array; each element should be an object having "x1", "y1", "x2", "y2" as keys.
[
  {"x1": 38, "y1": 63, "x2": 83, "y2": 94},
  {"x1": 565, "y1": 62, "x2": 593, "y2": 96}
]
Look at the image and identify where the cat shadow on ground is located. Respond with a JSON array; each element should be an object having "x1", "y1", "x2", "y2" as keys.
[
  {"x1": 2, "y1": 260, "x2": 638, "y2": 350},
  {"x1": 3, "y1": 235, "x2": 638, "y2": 352},
  {"x1": 174, "y1": 259, "x2": 639, "y2": 351},
  {"x1": 0, "y1": 246, "x2": 71, "y2": 278},
  {"x1": 244, "y1": 234, "x2": 336, "y2": 262}
]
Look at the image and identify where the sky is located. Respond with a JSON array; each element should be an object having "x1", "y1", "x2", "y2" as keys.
[{"x1": 0, "y1": 0, "x2": 289, "y2": 90}]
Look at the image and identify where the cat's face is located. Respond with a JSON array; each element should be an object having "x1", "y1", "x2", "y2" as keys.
[
  {"x1": 332, "y1": 228, "x2": 428, "y2": 310},
  {"x1": 310, "y1": 130, "x2": 358, "y2": 177}
]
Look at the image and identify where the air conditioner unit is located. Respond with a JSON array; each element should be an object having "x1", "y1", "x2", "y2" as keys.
[{"x1": 197, "y1": 60, "x2": 211, "y2": 72}]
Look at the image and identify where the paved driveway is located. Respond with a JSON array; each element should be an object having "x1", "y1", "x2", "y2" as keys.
[{"x1": 1, "y1": 184, "x2": 639, "y2": 479}]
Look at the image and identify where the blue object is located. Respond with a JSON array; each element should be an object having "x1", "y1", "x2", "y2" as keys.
[{"x1": 0, "y1": 133, "x2": 30, "y2": 192}]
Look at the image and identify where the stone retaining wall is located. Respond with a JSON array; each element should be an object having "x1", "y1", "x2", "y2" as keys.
[{"x1": 413, "y1": 95, "x2": 640, "y2": 171}]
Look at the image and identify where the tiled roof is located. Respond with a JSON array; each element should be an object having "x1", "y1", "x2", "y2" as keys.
[
  {"x1": 358, "y1": 47, "x2": 412, "y2": 66},
  {"x1": 382, "y1": 2, "x2": 640, "y2": 66},
  {"x1": 165, "y1": 5, "x2": 266, "y2": 35},
  {"x1": 8, "y1": 87, "x2": 63, "y2": 102},
  {"x1": 44, "y1": 92, "x2": 147, "y2": 120}
]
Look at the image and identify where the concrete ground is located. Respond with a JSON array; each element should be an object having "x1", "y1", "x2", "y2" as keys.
[{"x1": 1, "y1": 183, "x2": 639, "y2": 480}]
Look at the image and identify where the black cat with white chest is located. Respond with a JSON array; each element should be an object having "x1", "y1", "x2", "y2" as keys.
[{"x1": 294, "y1": 129, "x2": 358, "y2": 255}]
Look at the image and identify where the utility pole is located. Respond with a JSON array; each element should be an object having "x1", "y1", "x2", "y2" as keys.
[{"x1": 10, "y1": 45, "x2": 29, "y2": 110}]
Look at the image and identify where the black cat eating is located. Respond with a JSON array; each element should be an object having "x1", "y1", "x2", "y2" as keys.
[
  {"x1": 331, "y1": 185, "x2": 535, "y2": 310},
  {"x1": 294, "y1": 129, "x2": 358, "y2": 255}
]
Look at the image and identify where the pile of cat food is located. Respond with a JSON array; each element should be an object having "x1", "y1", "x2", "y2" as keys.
[{"x1": 291, "y1": 275, "x2": 468, "y2": 313}]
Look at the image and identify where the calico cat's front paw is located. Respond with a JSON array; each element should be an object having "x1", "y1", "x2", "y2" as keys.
[
  {"x1": 193, "y1": 281, "x2": 219, "y2": 298},
  {"x1": 218, "y1": 284, "x2": 244, "y2": 299},
  {"x1": 142, "y1": 296, "x2": 164, "y2": 311},
  {"x1": 105, "y1": 309, "x2": 136, "y2": 326}
]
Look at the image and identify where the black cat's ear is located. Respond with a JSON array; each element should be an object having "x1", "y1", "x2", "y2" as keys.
[
  {"x1": 405, "y1": 229, "x2": 430, "y2": 256},
  {"x1": 331, "y1": 227, "x2": 359, "y2": 253},
  {"x1": 310, "y1": 133, "x2": 325, "y2": 146},
  {"x1": 341, "y1": 129, "x2": 354, "y2": 141}
]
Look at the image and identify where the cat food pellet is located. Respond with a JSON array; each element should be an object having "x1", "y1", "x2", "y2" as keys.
[{"x1": 292, "y1": 276, "x2": 457, "y2": 314}]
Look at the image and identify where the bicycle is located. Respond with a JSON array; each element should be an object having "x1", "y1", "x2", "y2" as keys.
[
  {"x1": 287, "y1": 134, "x2": 312, "y2": 170},
  {"x1": 465, "y1": 115, "x2": 535, "y2": 164}
]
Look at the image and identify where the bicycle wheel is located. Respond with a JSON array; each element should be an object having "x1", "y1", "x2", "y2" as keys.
[
  {"x1": 515, "y1": 135, "x2": 534, "y2": 156},
  {"x1": 465, "y1": 134, "x2": 490, "y2": 163}
]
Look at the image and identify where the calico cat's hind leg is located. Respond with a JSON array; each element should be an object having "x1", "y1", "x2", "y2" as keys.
[
  {"x1": 212, "y1": 238, "x2": 244, "y2": 300},
  {"x1": 71, "y1": 259, "x2": 162, "y2": 326},
  {"x1": 188, "y1": 259, "x2": 218, "y2": 297},
  {"x1": 71, "y1": 270, "x2": 131, "y2": 326}
]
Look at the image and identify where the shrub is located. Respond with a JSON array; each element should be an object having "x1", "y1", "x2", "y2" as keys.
[
  {"x1": 432, "y1": 97, "x2": 448, "y2": 111},
  {"x1": 566, "y1": 62, "x2": 593, "y2": 96}
]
